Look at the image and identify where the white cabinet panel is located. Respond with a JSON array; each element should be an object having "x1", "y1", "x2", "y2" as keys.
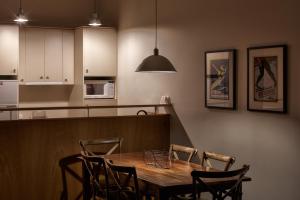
[
  {"x1": 63, "y1": 30, "x2": 74, "y2": 84},
  {"x1": 25, "y1": 28, "x2": 45, "y2": 82},
  {"x1": 0, "y1": 25, "x2": 19, "y2": 75},
  {"x1": 19, "y1": 27, "x2": 74, "y2": 85},
  {"x1": 83, "y1": 28, "x2": 117, "y2": 77},
  {"x1": 19, "y1": 28, "x2": 26, "y2": 83},
  {"x1": 45, "y1": 29, "x2": 63, "y2": 82}
]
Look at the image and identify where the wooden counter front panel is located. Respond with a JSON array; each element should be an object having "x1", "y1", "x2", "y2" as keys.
[{"x1": 0, "y1": 115, "x2": 170, "y2": 200}]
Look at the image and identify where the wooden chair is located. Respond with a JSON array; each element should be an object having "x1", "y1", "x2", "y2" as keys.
[
  {"x1": 169, "y1": 144, "x2": 198, "y2": 162},
  {"x1": 79, "y1": 137, "x2": 123, "y2": 156},
  {"x1": 201, "y1": 151, "x2": 235, "y2": 171},
  {"x1": 59, "y1": 154, "x2": 84, "y2": 200},
  {"x1": 137, "y1": 110, "x2": 148, "y2": 115},
  {"x1": 169, "y1": 144, "x2": 197, "y2": 200},
  {"x1": 106, "y1": 160, "x2": 140, "y2": 200},
  {"x1": 80, "y1": 153, "x2": 111, "y2": 200},
  {"x1": 191, "y1": 165, "x2": 250, "y2": 200},
  {"x1": 79, "y1": 137, "x2": 123, "y2": 199}
]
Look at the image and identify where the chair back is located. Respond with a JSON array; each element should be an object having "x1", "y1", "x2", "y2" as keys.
[
  {"x1": 201, "y1": 151, "x2": 235, "y2": 171},
  {"x1": 59, "y1": 154, "x2": 84, "y2": 200},
  {"x1": 80, "y1": 153, "x2": 110, "y2": 199},
  {"x1": 79, "y1": 137, "x2": 123, "y2": 156},
  {"x1": 106, "y1": 160, "x2": 140, "y2": 200},
  {"x1": 191, "y1": 165, "x2": 250, "y2": 200},
  {"x1": 169, "y1": 144, "x2": 197, "y2": 162},
  {"x1": 137, "y1": 110, "x2": 148, "y2": 115}
]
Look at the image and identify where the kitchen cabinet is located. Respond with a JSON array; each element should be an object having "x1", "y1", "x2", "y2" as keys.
[
  {"x1": 19, "y1": 27, "x2": 74, "y2": 85},
  {"x1": 77, "y1": 27, "x2": 117, "y2": 77},
  {"x1": 24, "y1": 28, "x2": 45, "y2": 82},
  {"x1": 70, "y1": 27, "x2": 117, "y2": 109},
  {"x1": 62, "y1": 30, "x2": 74, "y2": 84},
  {"x1": 0, "y1": 25, "x2": 19, "y2": 76},
  {"x1": 45, "y1": 29, "x2": 63, "y2": 82}
]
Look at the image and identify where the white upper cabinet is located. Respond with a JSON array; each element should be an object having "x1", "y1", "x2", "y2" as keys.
[
  {"x1": 19, "y1": 27, "x2": 74, "y2": 84},
  {"x1": 62, "y1": 30, "x2": 74, "y2": 84},
  {"x1": 82, "y1": 28, "x2": 117, "y2": 77},
  {"x1": 0, "y1": 25, "x2": 19, "y2": 76},
  {"x1": 45, "y1": 29, "x2": 63, "y2": 82},
  {"x1": 25, "y1": 28, "x2": 45, "y2": 82}
]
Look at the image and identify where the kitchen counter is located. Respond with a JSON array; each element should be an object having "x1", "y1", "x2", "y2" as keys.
[
  {"x1": 0, "y1": 104, "x2": 171, "y2": 120},
  {"x1": 0, "y1": 114, "x2": 170, "y2": 200}
]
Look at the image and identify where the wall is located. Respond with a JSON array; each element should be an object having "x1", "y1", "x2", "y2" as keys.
[
  {"x1": 117, "y1": 0, "x2": 300, "y2": 199},
  {"x1": 18, "y1": 86, "x2": 72, "y2": 119}
]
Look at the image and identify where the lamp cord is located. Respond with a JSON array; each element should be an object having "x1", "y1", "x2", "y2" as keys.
[
  {"x1": 20, "y1": 0, "x2": 22, "y2": 9},
  {"x1": 155, "y1": 0, "x2": 158, "y2": 49},
  {"x1": 94, "y1": 0, "x2": 97, "y2": 13}
]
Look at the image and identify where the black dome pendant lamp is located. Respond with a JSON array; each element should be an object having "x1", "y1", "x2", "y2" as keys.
[{"x1": 135, "y1": 0, "x2": 176, "y2": 73}]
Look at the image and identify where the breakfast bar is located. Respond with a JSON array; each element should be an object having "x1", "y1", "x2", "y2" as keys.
[{"x1": 0, "y1": 105, "x2": 170, "y2": 200}]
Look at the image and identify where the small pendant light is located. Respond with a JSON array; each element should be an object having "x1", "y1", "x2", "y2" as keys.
[
  {"x1": 89, "y1": 0, "x2": 102, "y2": 26},
  {"x1": 135, "y1": 0, "x2": 176, "y2": 73},
  {"x1": 14, "y1": 0, "x2": 28, "y2": 23}
]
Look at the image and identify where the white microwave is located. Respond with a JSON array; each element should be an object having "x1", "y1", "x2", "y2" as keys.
[{"x1": 84, "y1": 80, "x2": 115, "y2": 99}]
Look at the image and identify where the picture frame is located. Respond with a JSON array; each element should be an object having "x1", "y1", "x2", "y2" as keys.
[
  {"x1": 205, "y1": 49, "x2": 236, "y2": 110},
  {"x1": 247, "y1": 45, "x2": 287, "y2": 113}
]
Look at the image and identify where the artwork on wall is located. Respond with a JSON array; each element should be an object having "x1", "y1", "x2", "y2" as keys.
[
  {"x1": 205, "y1": 49, "x2": 236, "y2": 109},
  {"x1": 247, "y1": 45, "x2": 287, "y2": 113}
]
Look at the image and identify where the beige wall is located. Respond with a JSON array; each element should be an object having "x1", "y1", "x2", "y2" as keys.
[
  {"x1": 117, "y1": 0, "x2": 300, "y2": 199},
  {"x1": 19, "y1": 85, "x2": 72, "y2": 119}
]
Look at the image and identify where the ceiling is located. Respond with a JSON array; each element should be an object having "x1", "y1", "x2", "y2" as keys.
[{"x1": 0, "y1": 0, "x2": 119, "y2": 27}]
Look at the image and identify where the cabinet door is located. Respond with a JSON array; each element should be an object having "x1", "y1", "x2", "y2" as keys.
[
  {"x1": 83, "y1": 28, "x2": 117, "y2": 77},
  {"x1": 25, "y1": 28, "x2": 45, "y2": 82},
  {"x1": 62, "y1": 30, "x2": 74, "y2": 84},
  {"x1": 45, "y1": 29, "x2": 63, "y2": 82},
  {"x1": 0, "y1": 25, "x2": 19, "y2": 75},
  {"x1": 19, "y1": 28, "x2": 26, "y2": 83}
]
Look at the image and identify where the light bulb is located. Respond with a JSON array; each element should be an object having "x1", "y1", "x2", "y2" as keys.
[{"x1": 89, "y1": 13, "x2": 101, "y2": 26}]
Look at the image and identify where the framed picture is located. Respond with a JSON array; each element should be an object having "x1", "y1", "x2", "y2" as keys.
[
  {"x1": 247, "y1": 45, "x2": 287, "y2": 113},
  {"x1": 205, "y1": 49, "x2": 236, "y2": 109}
]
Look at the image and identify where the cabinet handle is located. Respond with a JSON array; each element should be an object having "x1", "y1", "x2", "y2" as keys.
[
  {"x1": 46, "y1": 76, "x2": 49, "y2": 79},
  {"x1": 13, "y1": 69, "x2": 17, "y2": 73},
  {"x1": 64, "y1": 78, "x2": 68, "y2": 82},
  {"x1": 20, "y1": 79, "x2": 24, "y2": 82},
  {"x1": 40, "y1": 76, "x2": 44, "y2": 79},
  {"x1": 86, "y1": 69, "x2": 89, "y2": 73}
]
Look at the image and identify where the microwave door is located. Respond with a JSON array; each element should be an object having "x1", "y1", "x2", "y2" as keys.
[
  {"x1": 85, "y1": 83, "x2": 105, "y2": 98},
  {"x1": 84, "y1": 80, "x2": 115, "y2": 99},
  {"x1": 93, "y1": 84, "x2": 105, "y2": 95}
]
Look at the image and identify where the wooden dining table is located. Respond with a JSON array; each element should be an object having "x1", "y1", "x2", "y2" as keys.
[{"x1": 102, "y1": 152, "x2": 251, "y2": 200}]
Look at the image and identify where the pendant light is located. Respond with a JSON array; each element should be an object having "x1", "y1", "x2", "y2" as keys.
[
  {"x1": 89, "y1": 0, "x2": 102, "y2": 26},
  {"x1": 135, "y1": 0, "x2": 176, "y2": 73},
  {"x1": 14, "y1": 0, "x2": 28, "y2": 23}
]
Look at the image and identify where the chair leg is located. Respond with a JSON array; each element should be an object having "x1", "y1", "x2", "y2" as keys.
[
  {"x1": 236, "y1": 184, "x2": 243, "y2": 200},
  {"x1": 197, "y1": 191, "x2": 201, "y2": 199}
]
